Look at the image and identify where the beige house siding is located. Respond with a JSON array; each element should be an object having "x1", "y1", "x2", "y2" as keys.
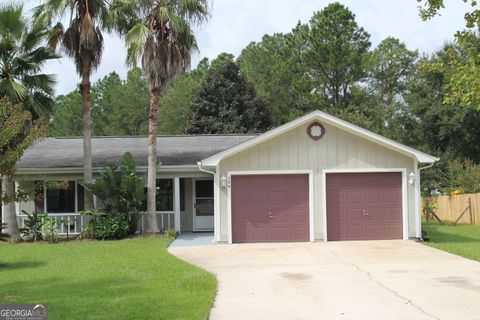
[{"x1": 218, "y1": 121, "x2": 416, "y2": 242}]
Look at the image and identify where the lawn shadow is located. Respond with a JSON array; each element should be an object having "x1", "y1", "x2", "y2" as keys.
[
  {"x1": 424, "y1": 226, "x2": 479, "y2": 243},
  {"x1": 0, "y1": 261, "x2": 47, "y2": 270},
  {"x1": 1, "y1": 276, "x2": 143, "y2": 318}
]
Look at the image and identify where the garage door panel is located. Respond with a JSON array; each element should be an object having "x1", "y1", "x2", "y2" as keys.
[
  {"x1": 327, "y1": 206, "x2": 344, "y2": 221},
  {"x1": 287, "y1": 191, "x2": 309, "y2": 204},
  {"x1": 365, "y1": 207, "x2": 384, "y2": 221},
  {"x1": 346, "y1": 225, "x2": 363, "y2": 240},
  {"x1": 345, "y1": 191, "x2": 363, "y2": 204},
  {"x1": 383, "y1": 191, "x2": 402, "y2": 204},
  {"x1": 232, "y1": 205, "x2": 270, "y2": 223},
  {"x1": 384, "y1": 207, "x2": 402, "y2": 220},
  {"x1": 346, "y1": 208, "x2": 364, "y2": 221},
  {"x1": 232, "y1": 174, "x2": 309, "y2": 243},
  {"x1": 365, "y1": 191, "x2": 382, "y2": 204},
  {"x1": 383, "y1": 225, "x2": 403, "y2": 239},
  {"x1": 327, "y1": 172, "x2": 403, "y2": 241}
]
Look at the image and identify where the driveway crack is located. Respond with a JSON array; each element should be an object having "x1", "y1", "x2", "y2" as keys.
[{"x1": 327, "y1": 247, "x2": 440, "y2": 320}]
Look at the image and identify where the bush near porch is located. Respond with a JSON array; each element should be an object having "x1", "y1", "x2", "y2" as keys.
[
  {"x1": 422, "y1": 220, "x2": 480, "y2": 262},
  {"x1": 0, "y1": 236, "x2": 217, "y2": 320}
]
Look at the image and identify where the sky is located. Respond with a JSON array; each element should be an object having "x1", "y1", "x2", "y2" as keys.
[{"x1": 23, "y1": 0, "x2": 472, "y2": 95}]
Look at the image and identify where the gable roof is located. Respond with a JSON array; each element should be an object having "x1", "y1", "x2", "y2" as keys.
[
  {"x1": 200, "y1": 110, "x2": 439, "y2": 166},
  {"x1": 17, "y1": 135, "x2": 256, "y2": 172}
]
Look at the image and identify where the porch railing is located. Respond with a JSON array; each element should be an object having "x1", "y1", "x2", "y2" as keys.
[
  {"x1": 17, "y1": 211, "x2": 176, "y2": 237},
  {"x1": 17, "y1": 213, "x2": 85, "y2": 236}
]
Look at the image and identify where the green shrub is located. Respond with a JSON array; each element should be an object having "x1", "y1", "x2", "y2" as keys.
[
  {"x1": 166, "y1": 228, "x2": 177, "y2": 238},
  {"x1": 19, "y1": 211, "x2": 43, "y2": 241},
  {"x1": 41, "y1": 214, "x2": 58, "y2": 244},
  {"x1": 96, "y1": 215, "x2": 129, "y2": 240},
  {"x1": 81, "y1": 152, "x2": 146, "y2": 235}
]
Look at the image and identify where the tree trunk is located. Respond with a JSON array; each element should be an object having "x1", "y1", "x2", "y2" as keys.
[
  {"x1": 81, "y1": 63, "x2": 94, "y2": 210},
  {"x1": 146, "y1": 89, "x2": 160, "y2": 233},
  {"x1": 2, "y1": 173, "x2": 18, "y2": 237}
]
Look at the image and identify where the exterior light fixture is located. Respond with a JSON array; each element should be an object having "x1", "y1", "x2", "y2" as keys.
[
  {"x1": 408, "y1": 172, "x2": 415, "y2": 185},
  {"x1": 221, "y1": 175, "x2": 227, "y2": 188}
]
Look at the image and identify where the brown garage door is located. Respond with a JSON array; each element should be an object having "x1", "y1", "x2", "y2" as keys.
[
  {"x1": 231, "y1": 174, "x2": 309, "y2": 243},
  {"x1": 326, "y1": 172, "x2": 403, "y2": 241}
]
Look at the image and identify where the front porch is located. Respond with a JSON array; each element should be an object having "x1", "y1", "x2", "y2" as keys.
[{"x1": 13, "y1": 175, "x2": 215, "y2": 237}]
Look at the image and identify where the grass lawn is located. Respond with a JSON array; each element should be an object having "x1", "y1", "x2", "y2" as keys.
[
  {"x1": 422, "y1": 220, "x2": 480, "y2": 262},
  {"x1": 0, "y1": 236, "x2": 217, "y2": 320}
]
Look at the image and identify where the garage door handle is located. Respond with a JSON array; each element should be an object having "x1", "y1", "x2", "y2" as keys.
[
  {"x1": 268, "y1": 212, "x2": 274, "y2": 219},
  {"x1": 363, "y1": 210, "x2": 368, "y2": 216}
]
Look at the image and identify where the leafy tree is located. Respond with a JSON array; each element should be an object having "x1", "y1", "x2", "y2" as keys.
[
  {"x1": 418, "y1": 0, "x2": 480, "y2": 41},
  {"x1": 304, "y1": 3, "x2": 371, "y2": 108},
  {"x1": 418, "y1": 0, "x2": 480, "y2": 109},
  {"x1": 158, "y1": 59, "x2": 208, "y2": 134},
  {"x1": 34, "y1": 0, "x2": 108, "y2": 210},
  {"x1": 0, "y1": 3, "x2": 56, "y2": 237},
  {"x1": 239, "y1": 23, "x2": 311, "y2": 124},
  {"x1": 111, "y1": 0, "x2": 209, "y2": 233},
  {"x1": 185, "y1": 54, "x2": 273, "y2": 134},
  {"x1": 368, "y1": 37, "x2": 418, "y2": 106},
  {"x1": 0, "y1": 98, "x2": 47, "y2": 236},
  {"x1": 400, "y1": 43, "x2": 480, "y2": 192},
  {"x1": 49, "y1": 92, "x2": 83, "y2": 136},
  {"x1": 92, "y1": 68, "x2": 149, "y2": 136},
  {"x1": 49, "y1": 68, "x2": 150, "y2": 136}
]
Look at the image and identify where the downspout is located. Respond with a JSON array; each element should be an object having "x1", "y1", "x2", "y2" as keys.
[
  {"x1": 416, "y1": 162, "x2": 435, "y2": 241},
  {"x1": 419, "y1": 163, "x2": 434, "y2": 172},
  {"x1": 197, "y1": 162, "x2": 219, "y2": 243}
]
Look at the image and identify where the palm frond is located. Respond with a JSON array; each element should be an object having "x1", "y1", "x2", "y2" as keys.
[
  {"x1": 125, "y1": 23, "x2": 150, "y2": 67},
  {"x1": 0, "y1": 4, "x2": 57, "y2": 118},
  {"x1": 0, "y1": 79, "x2": 28, "y2": 101},
  {"x1": 0, "y1": 2, "x2": 24, "y2": 38}
]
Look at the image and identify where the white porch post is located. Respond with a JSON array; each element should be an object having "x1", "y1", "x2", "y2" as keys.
[
  {"x1": 173, "y1": 177, "x2": 181, "y2": 233},
  {"x1": 213, "y1": 167, "x2": 220, "y2": 242}
]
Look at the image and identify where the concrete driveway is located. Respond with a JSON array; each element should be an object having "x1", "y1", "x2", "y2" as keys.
[{"x1": 169, "y1": 240, "x2": 480, "y2": 320}]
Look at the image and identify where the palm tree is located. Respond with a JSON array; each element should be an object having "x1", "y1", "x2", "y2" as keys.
[
  {"x1": 110, "y1": 0, "x2": 209, "y2": 232},
  {"x1": 33, "y1": 0, "x2": 107, "y2": 210},
  {"x1": 0, "y1": 2, "x2": 58, "y2": 237}
]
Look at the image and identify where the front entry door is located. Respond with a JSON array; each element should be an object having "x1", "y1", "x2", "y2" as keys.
[{"x1": 193, "y1": 180, "x2": 214, "y2": 231}]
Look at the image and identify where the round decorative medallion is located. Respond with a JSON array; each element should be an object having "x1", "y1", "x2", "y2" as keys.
[{"x1": 307, "y1": 122, "x2": 326, "y2": 141}]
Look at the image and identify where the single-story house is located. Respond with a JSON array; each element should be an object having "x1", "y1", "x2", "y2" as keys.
[{"x1": 12, "y1": 110, "x2": 438, "y2": 242}]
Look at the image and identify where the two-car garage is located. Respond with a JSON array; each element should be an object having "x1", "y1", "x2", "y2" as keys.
[
  {"x1": 230, "y1": 171, "x2": 404, "y2": 243},
  {"x1": 204, "y1": 111, "x2": 438, "y2": 243}
]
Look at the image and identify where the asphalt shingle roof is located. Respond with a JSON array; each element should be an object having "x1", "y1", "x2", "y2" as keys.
[{"x1": 17, "y1": 135, "x2": 256, "y2": 169}]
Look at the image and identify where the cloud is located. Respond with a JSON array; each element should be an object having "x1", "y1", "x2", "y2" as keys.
[{"x1": 24, "y1": 0, "x2": 471, "y2": 95}]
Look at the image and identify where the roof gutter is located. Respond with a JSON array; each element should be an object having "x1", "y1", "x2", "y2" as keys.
[{"x1": 197, "y1": 161, "x2": 215, "y2": 175}]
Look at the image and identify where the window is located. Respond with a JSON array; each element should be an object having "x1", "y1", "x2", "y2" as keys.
[
  {"x1": 46, "y1": 181, "x2": 76, "y2": 213},
  {"x1": 195, "y1": 180, "x2": 214, "y2": 216},
  {"x1": 156, "y1": 179, "x2": 173, "y2": 211},
  {"x1": 155, "y1": 179, "x2": 185, "y2": 212}
]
